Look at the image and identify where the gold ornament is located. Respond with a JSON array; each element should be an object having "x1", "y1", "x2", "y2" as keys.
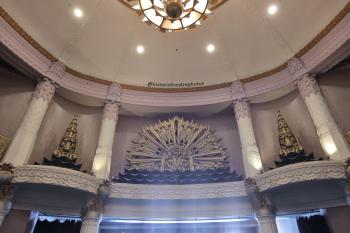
[
  {"x1": 53, "y1": 118, "x2": 78, "y2": 161},
  {"x1": 126, "y1": 116, "x2": 228, "y2": 172},
  {"x1": 277, "y1": 111, "x2": 303, "y2": 156}
]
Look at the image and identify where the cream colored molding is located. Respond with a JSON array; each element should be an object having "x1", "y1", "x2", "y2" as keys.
[
  {"x1": 109, "y1": 181, "x2": 247, "y2": 200},
  {"x1": 12, "y1": 165, "x2": 101, "y2": 194},
  {"x1": 255, "y1": 161, "x2": 347, "y2": 192},
  {"x1": 1, "y1": 8, "x2": 350, "y2": 106}
]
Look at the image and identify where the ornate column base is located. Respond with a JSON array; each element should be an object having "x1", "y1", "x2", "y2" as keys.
[{"x1": 256, "y1": 215, "x2": 279, "y2": 233}]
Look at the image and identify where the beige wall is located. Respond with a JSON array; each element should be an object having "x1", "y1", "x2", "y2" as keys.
[
  {"x1": 0, "y1": 209, "x2": 31, "y2": 233},
  {"x1": 0, "y1": 67, "x2": 34, "y2": 139},
  {"x1": 29, "y1": 95, "x2": 102, "y2": 173},
  {"x1": 319, "y1": 67, "x2": 350, "y2": 132},
  {"x1": 251, "y1": 90, "x2": 324, "y2": 170}
]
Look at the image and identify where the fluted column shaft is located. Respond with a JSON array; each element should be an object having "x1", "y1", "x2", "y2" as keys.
[
  {"x1": 3, "y1": 80, "x2": 55, "y2": 166},
  {"x1": 256, "y1": 215, "x2": 279, "y2": 233},
  {"x1": 92, "y1": 101, "x2": 119, "y2": 179},
  {"x1": 297, "y1": 74, "x2": 350, "y2": 160},
  {"x1": 233, "y1": 99, "x2": 263, "y2": 177}
]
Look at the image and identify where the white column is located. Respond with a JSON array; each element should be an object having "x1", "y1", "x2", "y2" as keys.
[
  {"x1": 24, "y1": 211, "x2": 39, "y2": 233},
  {"x1": 80, "y1": 194, "x2": 106, "y2": 233},
  {"x1": 2, "y1": 80, "x2": 56, "y2": 166},
  {"x1": 92, "y1": 101, "x2": 119, "y2": 179},
  {"x1": 0, "y1": 198, "x2": 13, "y2": 228},
  {"x1": 92, "y1": 82, "x2": 121, "y2": 180},
  {"x1": 233, "y1": 99, "x2": 263, "y2": 177},
  {"x1": 245, "y1": 179, "x2": 279, "y2": 233},
  {"x1": 80, "y1": 215, "x2": 101, "y2": 233},
  {"x1": 297, "y1": 74, "x2": 350, "y2": 160},
  {"x1": 257, "y1": 215, "x2": 279, "y2": 233}
]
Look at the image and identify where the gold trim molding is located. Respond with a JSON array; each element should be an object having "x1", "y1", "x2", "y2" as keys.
[{"x1": 1, "y1": 2, "x2": 350, "y2": 93}]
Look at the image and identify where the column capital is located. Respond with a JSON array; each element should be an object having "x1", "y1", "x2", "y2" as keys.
[
  {"x1": 102, "y1": 101, "x2": 120, "y2": 121},
  {"x1": 45, "y1": 61, "x2": 66, "y2": 85},
  {"x1": 233, "y1": 99, "x2": 251, "y2": 121},
  {"x1": 296, "y1": 73, "x2": 321, "y2": 99},
  {"x1": 83, "y1": 181, "x2": 111, "y2": 215},
  {"x1": 0, "y1": 182, "x2": 14, "y2": 203},
  {"x1": 231, "y1": 80, "x2": 247, "y2": 102},
  {"x1": 32, "y1": 79, "x2": 56, "y2": 102},
  {"x1": 105, "y1": 82, "x2": 122, "y2": 103},
  {"x1": 245, "y1": 178, "x2": 275, "y2": 217}
]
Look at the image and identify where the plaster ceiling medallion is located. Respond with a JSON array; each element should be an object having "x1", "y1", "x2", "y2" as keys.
[
  {"x1": 126, "y1": 116, "x2": 229, "y2": 171},
  {"x1": 120, "y1": 0, "x2": 227, "y2": 32}
]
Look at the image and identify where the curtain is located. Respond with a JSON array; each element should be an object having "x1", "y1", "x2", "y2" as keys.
[
  {"x1": 33, "y1": 219, "x2": 81, "y2": 233},
  {"x1": 297, "y1": 215, "x2": 331, "y2": 233}
]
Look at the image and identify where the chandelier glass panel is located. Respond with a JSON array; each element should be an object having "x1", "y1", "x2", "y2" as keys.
[{"x1": 131, "y1": 0, "x2": 212, "y2": 31}]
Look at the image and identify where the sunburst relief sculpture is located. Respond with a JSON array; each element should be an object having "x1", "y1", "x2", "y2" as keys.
[{"x1": 126, "y1": 116, "x2": 228, "y2": 172}]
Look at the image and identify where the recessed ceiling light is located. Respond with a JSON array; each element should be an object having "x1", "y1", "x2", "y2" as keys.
[
  {"x1": 73, "y1": 8, "x2": 83, "y2": 18},
  {"x1": 267, "y1": 4, "x2": 278, "y2": 15},
  {"x1": 206, "y1": 44, "x2": 215, "y2": 53},
  {"x1": 136, "y1": 45, "x2": 145, "y2": 54}
]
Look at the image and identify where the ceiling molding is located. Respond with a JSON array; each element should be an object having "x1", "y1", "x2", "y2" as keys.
[{"x1": 0, "y1": 3, "x2": 350, "y2": 93}]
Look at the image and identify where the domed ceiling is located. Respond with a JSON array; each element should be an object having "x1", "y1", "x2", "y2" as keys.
[{"x1": 0, "y1": 0, "x2": 348, "y2": 87}]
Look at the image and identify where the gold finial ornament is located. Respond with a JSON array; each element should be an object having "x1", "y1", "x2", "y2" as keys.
[
  {"x1": 277, "y1": 111, "x2": 303, "y2": 156},
  {"x1": 272, "y1": 111, "x2": 320, "y2": 169},
  {"x1": 53, "y1": 118, "x2": 78, "y2": 160},
  {"x1": 35, "y1": 118, "x2": 83, "y2": 171}
]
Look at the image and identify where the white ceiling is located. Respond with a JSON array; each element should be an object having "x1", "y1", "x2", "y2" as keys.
[{"x1": 0, "y1": 0, "x2": 348, "y2": 86}]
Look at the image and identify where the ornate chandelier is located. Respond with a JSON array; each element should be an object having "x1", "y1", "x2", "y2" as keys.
[{"x1": 120, "y1": 0, "x2": 227, "y2": 32}]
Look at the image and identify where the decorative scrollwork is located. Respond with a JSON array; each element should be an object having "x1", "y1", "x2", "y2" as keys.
[
  {"x1": 0, "y1": 163, "x2": 14, "y2": 174},
  {"x1": 0, "y1": 182, "x2": 13, "y2": 201},
  {"x1": 126, "y1": 116, "x2": 228, "y2": 172},
  {"x1": 109, "y1": 181, "x2": 247, "y2": 200},
  {"x1": 13, "y1": 165, "x2": 100, "y2": 194},
  {"x1": 255, "y1": 161, "x2": 347, "y2": 191}
]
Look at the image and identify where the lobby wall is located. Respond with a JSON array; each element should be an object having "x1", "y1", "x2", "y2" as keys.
[
  {"x1": 0, "y1": 67, "x2": 34, "y2": 140},
  {"x1": 319, "y1": 67, "x2": 350, "y2": 133}
]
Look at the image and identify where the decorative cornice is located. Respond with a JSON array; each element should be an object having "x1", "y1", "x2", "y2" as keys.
[
  {"x1": 12, "y1": 165, "x2": 101, "y2": 194},
  {"x1": 255, "y1": 161, "x2": 347, "y2": 192},
  {"x1": 109, "y1": 181, "x2": 247, "y2": 200},
  {"x1": 1, "y1": 2, "x2": 350, "y2": 92}
]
